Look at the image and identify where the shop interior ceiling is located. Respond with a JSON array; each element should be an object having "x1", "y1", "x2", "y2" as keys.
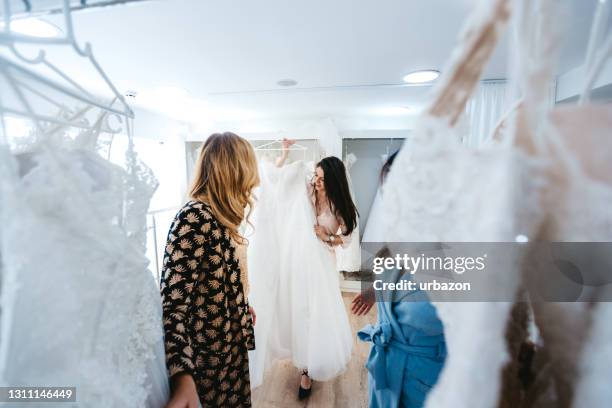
[{"x1": 2, "y1": 0, "x2": 605, "y2": 128}]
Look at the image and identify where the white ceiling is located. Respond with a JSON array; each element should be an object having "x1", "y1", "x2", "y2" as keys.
[{"x1": 31, "y1": 0, "x2": 599, "y2": 125}]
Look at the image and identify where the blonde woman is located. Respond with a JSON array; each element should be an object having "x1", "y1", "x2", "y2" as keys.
[{"x1": 161, "y1": 132, "x2": 259, "y2": 408}]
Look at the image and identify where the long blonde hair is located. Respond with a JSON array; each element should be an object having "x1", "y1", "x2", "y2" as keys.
[{"x1": 189, "y1": 132, "x2": 259, "y2": 243}]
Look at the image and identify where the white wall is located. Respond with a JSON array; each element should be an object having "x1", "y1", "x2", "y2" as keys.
[{"x1": 556, "y1": 59, "x2": 612, "y2": 102}]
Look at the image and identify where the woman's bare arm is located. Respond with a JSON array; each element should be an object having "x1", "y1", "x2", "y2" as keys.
[{"x1": 275, "y1": 138, "x2": 296, "y2": 167}]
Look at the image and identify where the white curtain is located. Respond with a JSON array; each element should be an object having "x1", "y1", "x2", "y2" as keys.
[{"x1": 464, "y1": 81, "x2": 508, "y2": 146}]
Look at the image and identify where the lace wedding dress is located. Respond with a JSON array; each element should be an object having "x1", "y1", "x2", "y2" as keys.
[
  {"x1": 0, "y1": 127, "x2": 169, "y2": 407},
  {"x1": 382, "y1": 0, "x2": 612, "y2": 406},
  {"x1": 247, "y1": 159, "x2": 352, "y2": 388},
  {"x1": 573, "y1": 302, "x2": 612, "y2": 408},
  {"x1": 517, "y1": 19, "x2": 612, "y2": 408},
  {"x1": 381, "y1": 1, "x2": 551, "y2": 407}
]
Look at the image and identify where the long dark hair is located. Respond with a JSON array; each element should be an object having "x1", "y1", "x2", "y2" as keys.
[
  {"x1": 315, "y1": 156, "x2": 359, "y2": 236},
  {"x1": 380, "y1": 150, "x2": 399, "y2": 185}
]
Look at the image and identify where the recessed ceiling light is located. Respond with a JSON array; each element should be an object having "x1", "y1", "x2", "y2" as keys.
[
  {"x1": 402, "y1": 70, "x2": 440, "y2": 84},
  {"x1": 277, "y1": 79, "x2": 298, "y2": 87},
  {"x1": 1, "y1": 18, "x2": 62, "y2": 38}
]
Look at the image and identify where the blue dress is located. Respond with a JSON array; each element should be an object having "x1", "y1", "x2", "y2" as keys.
[{"x1": 358, "y1": 284, "x2": 446, "y2": 408}]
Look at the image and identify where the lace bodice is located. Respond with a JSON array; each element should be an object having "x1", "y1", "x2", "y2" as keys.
[
  {"x1": 377, "y1": 2, "x2": 555, "y2": 407},
  {"x1": 383, "y1": 118, "x2": 548, "y2": 243},
  {"x1": 381, "y1": 115, "x2": 551, "y2": 408}
]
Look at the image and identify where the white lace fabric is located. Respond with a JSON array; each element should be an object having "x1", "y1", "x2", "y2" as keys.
[
  {"x1": 381, "y1": 115, "x2": 550, "y2": 408},
  {"x1": 0, "y1": 130, "x2": 169, "y2": 407},
  {"x1": 535, "y1": 106, "x2": 612, "y2": 242},
  {"x1": 381, "y1": 0, "x2": 612, "y2": 406},
  {"x1": 378, "y1": 1, "x2": 556, "y2": 407}
]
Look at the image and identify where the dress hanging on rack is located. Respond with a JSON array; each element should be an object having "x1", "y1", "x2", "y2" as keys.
[
  {"x1": 379, "y1": 0, "x2": 612, "y2": 406},
  {"x1": 0, "y1": 127, "x2": 169, "y2": 407},
  {"x1": 512, "y1": 0, "x2": 612, "y2": 405},
  {"x1": 380, "y1": 1, "x2": 552, "y2": 407},
  {"x1": 0, "y1": 3, "x2": 169, "y2": 406}
]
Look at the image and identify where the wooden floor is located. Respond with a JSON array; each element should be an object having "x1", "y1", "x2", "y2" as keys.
[{"x1": 252, "y1": 292, "x2": 377, "y2": 408}]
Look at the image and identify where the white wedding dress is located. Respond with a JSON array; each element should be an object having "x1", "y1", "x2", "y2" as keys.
[
  {"x1": 247, "y1": 159, "x2": 352, "y2": 388},
  {"x1": 0, "y1": 129, "x2": 169, "y2": 407},
  {"x1": 380, "y1": 1, "x2": 551, "y2": 407}
]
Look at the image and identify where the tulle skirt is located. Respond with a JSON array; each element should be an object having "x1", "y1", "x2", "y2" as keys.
[{"x1": 247, "y1": 160, "x2": 352, "y2": 388}]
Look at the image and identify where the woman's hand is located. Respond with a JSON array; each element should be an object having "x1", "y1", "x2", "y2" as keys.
[
  {"x1": 351, "y1": 289, "x2": 375, "y2": 316},
  {"x1": 314, "y1": 225, "x2": 329, "y2": 242},
  {"x1": 282, "y1": 138, "x2": 296, "y2": 151},
  {"x1": 275, "y1": 138, "x2": 296, "y2": 167},
  {"x1": 166, "y1": 374, "x2": 199, "y2": 408},
  {"x1": 249, "y1": 306, "x2": 256, "y2": 326}
]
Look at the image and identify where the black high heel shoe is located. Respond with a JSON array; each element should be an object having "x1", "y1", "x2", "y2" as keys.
[{"x1": 298, "y1": 369, "x2": 312, "y2": 400}]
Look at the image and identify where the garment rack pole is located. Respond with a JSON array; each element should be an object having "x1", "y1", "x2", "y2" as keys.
[{"x1": 4, "y1": 0, "x2": 159, "y2": 17}]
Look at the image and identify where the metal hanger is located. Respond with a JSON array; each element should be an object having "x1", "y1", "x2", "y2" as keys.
[
  {"x1": 254, "y1": 139, "x2": 307, "y2": 151},
  {"x1": 0, "y1": 0, "x2": 133, "y2": 134},
  {"x1": 254, "y1": 138, "x2": 308, "y2": 161}
]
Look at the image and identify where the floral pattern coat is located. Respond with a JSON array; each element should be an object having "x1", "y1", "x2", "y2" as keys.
[{"x1": 160, "y1": 200, "x2": 254, "y2": 407}]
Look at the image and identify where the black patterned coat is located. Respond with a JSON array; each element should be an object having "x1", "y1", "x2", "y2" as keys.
[{"x1": 160, "y1": 201, "x2": 254, "y2": 407}]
